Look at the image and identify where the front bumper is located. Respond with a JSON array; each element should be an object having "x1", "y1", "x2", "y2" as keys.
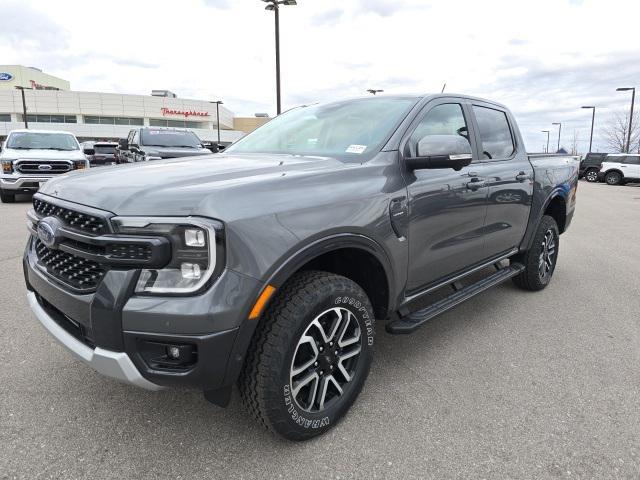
[
  {"x1": 1, "y1": 175, "x2": 53, "y2": 192},
  {"x1": 24, "y1": 234, "x2": 261, "y2": 392},
  {"x1": 27, "y1": 291, "x2": 161, "y2": 390}
]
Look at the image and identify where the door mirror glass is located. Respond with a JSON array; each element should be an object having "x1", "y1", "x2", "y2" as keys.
[{"x1": 409, "y1": 134, "x2": 472, "y2": 170}]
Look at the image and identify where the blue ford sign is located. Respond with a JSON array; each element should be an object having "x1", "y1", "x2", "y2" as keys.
[
  {"x1": 37, "y1": 217, "x2": 61, "y2": 248},
  {"x1": 0, "y1": 72, "x2": 13, "y2": 81}
]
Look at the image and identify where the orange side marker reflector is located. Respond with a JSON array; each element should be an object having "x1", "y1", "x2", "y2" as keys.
[{"x1": 248, "y1": 285, "x2": 276, "y2": 320}]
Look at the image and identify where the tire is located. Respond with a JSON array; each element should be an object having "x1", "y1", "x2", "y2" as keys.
[
  {"x1": 605, "y1": 171, "x2": 622, "y2": 185},
  {"x1": 512, "y1": 215, "x2": 559, "y2": 291},
  {"x1": 0, "y1": 190, "x2": 15, "y2": 203},
  {"x1": 239, "y1": 270, "x2": 375, "y2": 441},
  {"x1": 584, "y1": 169, "x2": 599, "y2": 182}
]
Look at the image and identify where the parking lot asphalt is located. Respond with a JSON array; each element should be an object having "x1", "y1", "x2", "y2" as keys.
[{"x1": 1, "y1": 181, "x2": 639, "y2": 480}]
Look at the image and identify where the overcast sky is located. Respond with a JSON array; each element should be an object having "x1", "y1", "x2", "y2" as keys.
[{"x1": 2, "y1": 0, "x2": 639, "y2": 152}]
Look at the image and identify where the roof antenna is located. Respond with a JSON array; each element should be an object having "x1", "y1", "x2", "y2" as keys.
[{"x1": 441, "y1": 83, "x2": 446, "y2": 93}]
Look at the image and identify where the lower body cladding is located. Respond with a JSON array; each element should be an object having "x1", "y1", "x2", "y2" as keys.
[{"x1": 23, "y1": 240, "x2": 262, "y2": 402}]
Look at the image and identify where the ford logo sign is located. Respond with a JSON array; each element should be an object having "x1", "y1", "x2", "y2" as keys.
[
  {"x1": 37, "y1": 217, "x2": 61, "y2": 248},
  {"x1": 0, "y1": 72, "x2": 12, "y2": 81},
  {"x1": 38, "y1": 164, "x2": 53, "y2": 171}
]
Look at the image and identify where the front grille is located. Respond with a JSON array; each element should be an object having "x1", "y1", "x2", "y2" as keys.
[
  {"x1": 33, "y1": 198, "x2": 107, "y2": 234},
  {"x1": 35, "y1": 239, "x2": 107, "y2": 292},
  {"x1": 16, "y1": 161, "x2": 72, "y2": 175},
  {"x1": 106, "y1": 243, "x2": 152, "y2": 261}
]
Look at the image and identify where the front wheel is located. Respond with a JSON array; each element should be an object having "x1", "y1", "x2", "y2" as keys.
[
  {"x1": 605, "y1": 171, "x2": 622, "y2": 185},
  {"x1": 239, "y1": 271, "x2": 375, "y2": 441},
  {"x1": 0, "y1": 190, "x2": 15, "y2": 203},
  {"x1": 512, "y1": 215, "x2": 559, "y2": 291},
  {"x1": 584, "y1": 169, "x2": 599, "y2": 182}
]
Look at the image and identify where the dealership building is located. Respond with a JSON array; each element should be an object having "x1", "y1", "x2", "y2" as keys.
[{"x1": 0, "y1": 65, "x2": 269, "y2": 144}]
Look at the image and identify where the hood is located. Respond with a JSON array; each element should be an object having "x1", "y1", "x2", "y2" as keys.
[
  {"x1": 39, "y1": 153, "x2": 348, "y2": 219},
  {"x1": 142, "y1": 146, "x2": 211, "y2": 159},
  {"x1": 1, "y1": 148, "x2": 86, "y2": 161}
]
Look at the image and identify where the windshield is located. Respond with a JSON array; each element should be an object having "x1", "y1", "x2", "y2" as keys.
[
  {"x1": 140, "y1": 129, "x2": 202, "y2": 148},
  {"x1": 6, "y1": 132, "x2": 79, "y2": 151},
  {"x1": 226, "y1": 97, "x2": 417, "y2": 160},
  {"x1": 94, "y1": 145, "x2": 116, "y2": 154}
]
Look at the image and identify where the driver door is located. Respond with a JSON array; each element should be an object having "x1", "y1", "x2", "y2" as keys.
[{"x1": 402, "y1": 100, "x2": 489, "y2": 292}]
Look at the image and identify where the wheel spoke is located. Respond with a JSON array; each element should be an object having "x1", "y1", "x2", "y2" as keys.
[
  {"x1": 318, "y1": 375, "x2": 343, "y2": 411},
  {"x1": 338, "y1": 311, "x2": 361, "y2": 348},
  {"x1": 292, "y1": 371, "x2": 319, "y2": 409},
  {"x1": 337, "y1": 345, "x2": 361, "y2": 381},
  {"x1": 291, "y1": 335, "x2": 319, "y2": 377}
]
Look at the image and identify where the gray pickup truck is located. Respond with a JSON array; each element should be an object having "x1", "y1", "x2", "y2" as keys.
[{"x1": 24, "y1": 95, "x2": 578, "y2": 440}]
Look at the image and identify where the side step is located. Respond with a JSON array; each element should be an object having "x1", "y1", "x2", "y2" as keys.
[{"x1": 386, "y1": 263, "x2": 525, "y2": 334}]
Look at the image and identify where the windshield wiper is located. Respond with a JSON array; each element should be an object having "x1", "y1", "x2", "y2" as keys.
[
  {"x1": 46, "y1": 148, "x2": 75, "y2": 151},
  {"x1": 7, "y1": 146, "x2": 32, "y2": 150}
]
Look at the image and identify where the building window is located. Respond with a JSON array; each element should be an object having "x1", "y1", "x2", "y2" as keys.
[
  {"x1": 83, "y1": 116, "x2": 143, "y2": 126},
  {"x1": 0, "y1": 114, "x2": 10, "y2": 122},
  {"x1": 23, "y1": 114, "x2": 77, "y2": 123},
  {"x1": 150, "y1": 119, "x2": 203, "y2": 129}
]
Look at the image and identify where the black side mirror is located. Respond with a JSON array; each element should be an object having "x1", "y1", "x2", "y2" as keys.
[
  {"x1": 118, "y1": 139, "x2": 129, "y2": 150},
  {"x1": 408, "y1": 134, "x2": 473, "y2": 171},
  {"x1": 83, "y1": 147, "x2": 95, "y2": 156}
]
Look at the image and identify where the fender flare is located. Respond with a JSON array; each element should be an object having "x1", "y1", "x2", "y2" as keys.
[
  {"x1": 220, "y1": 232, "x2": 396, "y2": 388},
  {"x1": 521, "y1": 189, "x2": 568, "y2": 252}
]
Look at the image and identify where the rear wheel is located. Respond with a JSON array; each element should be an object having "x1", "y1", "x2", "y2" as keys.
[
  {"x1": 512, "y1": 215, "x2": 559, "y2": 291},
  {"x1": 239, "y1": 270, "x2": 375, "y2": 441},
  {"x1": 584, "y1": 169, "x2": 599, "y2": 182},
  {"x1": 0, "y1": 190, "x2": 15, "y2": 203},
  {"x1": 605, "y1": 171, "x2": 622, "y2": 185}
]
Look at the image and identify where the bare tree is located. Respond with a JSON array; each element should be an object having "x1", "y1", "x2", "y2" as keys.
[
  {"x1": 601, "y1": 110, "x2": 640, "y2": 153},
  {"x1": 570, "y1": 129, "x2": 580, "y2": 155}
]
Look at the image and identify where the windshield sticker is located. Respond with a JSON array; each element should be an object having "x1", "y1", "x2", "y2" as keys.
[{"x1": 346, "y1": 144, "x2": 367, "y2": 154}]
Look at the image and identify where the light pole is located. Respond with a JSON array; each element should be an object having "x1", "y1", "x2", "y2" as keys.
[
  {"x1": 581, "y1": 106, "x2": 596, "y2": 153},
  {"x1": 366, "y1": 89, "x2": 384, "y2": 95},
  {"x1": 15, "y1": 86, "x2": 28, "y2": 129},
  {"x1": 616, "y1": 87, "x2": 635, "y2": 153},
  {"x1": 552, "y1": 122, "x2": 562, "y2": 152},
  {"x1": 263, "y1": 0, "x2": 297, "y2": 115},
  {"x1": 211, "y1": 100, "x2": 223, "y2": 146},
  {"x1": 541, "y1": 130, "x2": 550, "y2": 153}
]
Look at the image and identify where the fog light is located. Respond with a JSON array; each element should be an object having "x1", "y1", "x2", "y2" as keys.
[
  {"x1": 181, "y1": 262, "x2": 201, "y2": 279},
  {"x1": 185, "y1": 228, "x2": 206, "y2": 247},
  {"x1": 167, "y1": 346, "x2": 181, "y2": 359}
]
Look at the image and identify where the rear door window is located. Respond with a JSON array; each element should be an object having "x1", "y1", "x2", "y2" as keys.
[{"x1": 472, "y1": 105, "x2": 515, "y2": 160}]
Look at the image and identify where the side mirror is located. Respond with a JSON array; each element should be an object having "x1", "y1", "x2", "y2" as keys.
[
  {"x1": 83, "y1": 147, "x2": 95, "y2": 156},
  {"x1": 216, "y1": 144, "x2": 226, "y2": 152},
  {"x1": 408, "y1": 134, "x2": 473, "y2": 170},
  {"x1": 118, "y1": 139, "x2": 129, "y2": 150}
]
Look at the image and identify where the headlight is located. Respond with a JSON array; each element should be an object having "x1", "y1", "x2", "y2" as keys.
[
  {"x1": 73, "y1": 160, "x2": 88, "y2": 170},
  {"x1": 111, "y1": 216, "x2": 224, "y2": 295},
  {"x1": 1, "y1": 160, "x2": 14, "y2": 174}
]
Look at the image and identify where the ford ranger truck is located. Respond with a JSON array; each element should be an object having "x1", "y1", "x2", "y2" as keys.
[
  {"x1": 1, "y1": 129, "x2": 89, "y2": 203},
  {"x1": 24, "y1": 95, "x2": 578, "y2": 441}
]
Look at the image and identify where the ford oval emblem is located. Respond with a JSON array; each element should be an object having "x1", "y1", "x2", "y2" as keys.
[
  {"x1": 38, "y1": 164, "x2": 53, "y2": 171},
  {"x1": 37, "y1": 217, "x2": 60, "y2": 248},
  {"x1": 0, "y1": 72, "x2": 12, "y2": 81}
]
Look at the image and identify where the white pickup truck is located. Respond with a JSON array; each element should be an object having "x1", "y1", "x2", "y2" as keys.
[{"x1": 0, "y1": 129, "x2": 89, "y2": 203}]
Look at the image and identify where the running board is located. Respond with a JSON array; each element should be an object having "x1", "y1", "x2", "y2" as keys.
[{"x1": 386, "y1": 263, "x2": 525, "y2": 334}]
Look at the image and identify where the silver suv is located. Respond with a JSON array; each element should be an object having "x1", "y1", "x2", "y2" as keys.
[{"x1": 0, "y1": 129, "x2": 89, "y2": 203}]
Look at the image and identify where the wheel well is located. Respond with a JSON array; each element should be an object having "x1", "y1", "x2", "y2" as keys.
[
  {"x1": 545, "y1": 196, "x2": 567, "y2": 233},
  {"x1": 297, "y1": 248, "x2": 389, "y2": 319}
]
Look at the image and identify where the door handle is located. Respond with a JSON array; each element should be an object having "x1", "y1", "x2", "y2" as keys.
[
  {"x1": 515, "y1": 171, "x2": 532, "y2": 182},
  {"x1": 466, "y1": 178, "x2": 486, "y2": 190},
  {"x1": 389, "y1": 197, "x2": 408, "y2": 217}
]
